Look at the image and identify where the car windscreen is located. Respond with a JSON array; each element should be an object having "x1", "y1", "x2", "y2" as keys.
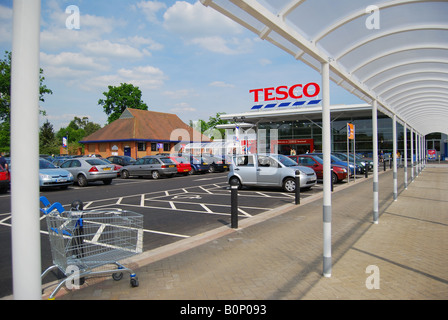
[
  {"x1": 86, "y1": 159, "x2": 108, "y2": 166},
  {"x1": 39, "y1": 159, "x2": 57, "y2": 169},
  {"x1": 272, "y1": 155, "x2": 298, "y2": 167},
  {"x1": 160, "y1": 158, "x2": 174, "y2": 164}
]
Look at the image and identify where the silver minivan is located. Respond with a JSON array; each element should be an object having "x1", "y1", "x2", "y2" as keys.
[{"x1": 227, "y1": 154, "x2": 317, "y2": 192}]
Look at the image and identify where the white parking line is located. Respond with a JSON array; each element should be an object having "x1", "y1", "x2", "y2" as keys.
[
  {"x1": 238, "y1": 208, "x2": 252, "y2": 217},
  {"x1": 199, "y1": 186, "x2": 213, "y2": 194},
  {"x1": 255, "y1": 192, "x2": 271, "y2": 197},
  {"x1": 200, "y1": 204, "x2": 213, "y2": 213},
  {"x1": 169, "y1": 201, "x2": 176, "y2": 210}
]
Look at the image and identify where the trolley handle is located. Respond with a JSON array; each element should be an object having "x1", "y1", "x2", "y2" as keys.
[{"x1": 40, "y1": 196, "x2": 65, "y2": 215}]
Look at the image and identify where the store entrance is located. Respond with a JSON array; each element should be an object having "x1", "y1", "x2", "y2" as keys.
[{"x1": 273, "y1": 139, "x2": 314, "y2": 155}]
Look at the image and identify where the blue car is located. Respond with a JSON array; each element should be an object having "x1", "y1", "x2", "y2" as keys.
[
  {"x1": 311, "y1": 153, "x2": 360, "y2": 176},
  {"x1": 39, "y1": 158, "x2": 74, "y2": 189},
  {"x1": 180, "y1": 154, "x2": 210, "y2": 175}
]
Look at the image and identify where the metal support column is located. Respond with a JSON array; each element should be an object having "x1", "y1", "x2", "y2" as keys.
[
  {"x1": 10, "y1": 0, "x2": 42, "y2": 300},
  {"x1": 415, "y1": 132, "x2": 420, "y2": 178},
  {"x1": 410, "y1": 128, "x2": 414, "y2": 182},
  {"x1": 393, "y1": 115, "x2": 397, "y2": 201},
  {"x1": 404, "y1": 123, "x2": 407, "y2": 190},
  {"x1": 321, "y1": 61, "x2": 332, "y2": 278},
  {"x1": 372, "y1": 100, "x2": 379, "y2": 224}
]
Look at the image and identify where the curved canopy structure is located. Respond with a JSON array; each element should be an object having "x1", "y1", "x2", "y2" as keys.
[{"x1": 201, "y1": 0, "x2": 448, "y2": 135}]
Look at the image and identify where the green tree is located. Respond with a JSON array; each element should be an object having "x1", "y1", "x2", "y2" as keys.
[
  {"x1": 98, "y1": 83, "x2": 148, "y2": 124},
  {"x1": 55, "y1": 116, "x2": 101, "y2": 155},
  {"x1": 39, "y1": 120, "x2": 59, "y2": 155},
  {"x1": 0, "y1": 50, "x2": 53, "y2": 153}
]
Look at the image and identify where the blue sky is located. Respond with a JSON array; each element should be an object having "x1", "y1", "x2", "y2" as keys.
[{"x1": 0, "y1": 0, "x2": 363, "y2": 131}]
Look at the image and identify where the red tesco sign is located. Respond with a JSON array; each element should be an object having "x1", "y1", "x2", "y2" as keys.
[{"x1": 250, "y1": 83, "x2": 320, "y2": 102}]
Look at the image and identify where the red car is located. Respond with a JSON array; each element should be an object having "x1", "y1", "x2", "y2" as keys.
[
  {"x1": 169, "y1": 156, "x2": 192, "y2": 175},
  {"x1": 0, "y1": 165, "x2": 10, "y2": 193},
  {"x1": 288, "y1": 154, "x2": 348, "y2": 184}
]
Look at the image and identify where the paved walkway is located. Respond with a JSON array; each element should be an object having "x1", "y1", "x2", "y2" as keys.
[{"x1": 42, "y1": 163, "x2": 448, "y2": 300}]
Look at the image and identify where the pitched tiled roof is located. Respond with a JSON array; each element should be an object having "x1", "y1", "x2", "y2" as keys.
[{"x1": 80, "y1": 108, "x2": 210, "y2": 143}]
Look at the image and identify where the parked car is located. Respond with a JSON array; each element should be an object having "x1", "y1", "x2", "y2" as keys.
[
  {"x1": 59, "y1": 157, "x2": 117, "y2": 187},
  {"x1": 39, "y1": 158, "x2": 74, "y2": 189},
  {"x1": 332, "y1": 152, "x2": 369, "y2": 173},
  {"x1": 288, "y1": 154, "x2": 348, "y2": 183},
  {"x1": 0, "y1": 164, "x2": 10, "y2": 193},
  {"x1": 228, "y1": 154, "x2": 317, "y2": 192},
  {"x1": 179, "y1": 154, "x2": 210, "y2": 175},
  {"x1": 311, "y1": 153, "x2": 360, "y2": 176},
  {"x1": 52, "y1": 156, "x2": 73, "y2": 167},
  {"x1": 168, "y1": 155, "x2": 192, "y2": 175},
  {"x1": 202, "y1": 155, "x2": 229, "y2": 173},
  {"x1": 106, "y1": 155, "x2": 136, "y2": 166},
  {"x1": 120, "y1": 155, "x2": 177, "y2": 179}
]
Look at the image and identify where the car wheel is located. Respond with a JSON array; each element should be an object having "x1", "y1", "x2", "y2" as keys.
[
  {"x1": 229, "y1": 176, "x2": 242, "y2": 189},
  {"x1": 77, "y1": 174, "x2": 88, "y2": 187},
  {"x1": 121, "y1": 170, "x2": 129, "y2": 179},
  {"x1": 188, "y1": 168, "x2": 196, "y2": 175},
  {"x1": 331, "y1": 172, "x2": 338, "y2": 184},
  {"x1": 208, "y1": 165, "x2": 215, "y2": 173},
  {"x1": 283, "y1": 177, "x2": 296, "y2": 193},
  {"x1": 152, "y1": 171, "x2": 160, "y2": 179}
]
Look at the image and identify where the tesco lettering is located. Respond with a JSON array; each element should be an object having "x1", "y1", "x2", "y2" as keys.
[{"x1": 250, "y1": 83, "x2": 320, "y2": 102}]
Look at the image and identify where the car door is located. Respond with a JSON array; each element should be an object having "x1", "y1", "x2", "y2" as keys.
[
  {"x1": 128, "y1": 158, "x2": 145, "y2": 176},
  {"x1": 233, "y1": 155, "x2": 257, "y2": 185},
  {"x1": 256, "y1": 155, "x2": 281, "y2": 186},
  {"x1": 300, "y1": 156, "x2": 322, "y2": 178}
]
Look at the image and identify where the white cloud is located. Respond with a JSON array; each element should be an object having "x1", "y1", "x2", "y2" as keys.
[
  {"x1": 81, "y1": 40, "x2": 149, "y2": 59},
  {"x1": 136, "y1": 1, "x2": 167, "y2": 23},
  {"x1": 163, "y1": 1, "x2": 253, "y2": 55},
  {"x1": 125, "y1": 36, "x2": 164, "y2": 51},
  {"x1": 259, "y1": 58, "x2": 272, "y2": 66},
  {"x1": 163, "y1": 1, "x2": 242, "y2": 37},
  {"x1": 170, "y1": 102, "x2": 197, "y2": 113},
  {"x1": 84, "y1": 65, "x2": 168, "y2": 91},
  {"x1": 0, "y1": 4, "x2": 12, "y2": 44},
  {"x1": 209, "y1": 81, "x2": 235, "y2": 88}
]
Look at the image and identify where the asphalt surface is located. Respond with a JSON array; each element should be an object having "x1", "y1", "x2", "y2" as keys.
[{"x1": 0, "y1": 170, "x2": 324, "y2": 298}]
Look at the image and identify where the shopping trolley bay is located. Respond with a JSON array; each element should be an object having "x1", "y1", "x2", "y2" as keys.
[{"x1": 0, "y1": 171, "x2": 324, "y2": 298}]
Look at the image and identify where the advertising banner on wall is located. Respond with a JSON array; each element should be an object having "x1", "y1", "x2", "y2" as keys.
[{"x1": 428, "y1": 149, "x2": 436, "y2": 160}]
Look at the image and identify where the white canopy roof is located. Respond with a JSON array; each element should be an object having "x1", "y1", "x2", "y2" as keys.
[{"x1": 201, "y1": 0, "x2": 448, "y2": 135}]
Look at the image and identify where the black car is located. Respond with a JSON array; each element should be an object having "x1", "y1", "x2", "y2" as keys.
[
  {"x1": 202, "y1": 155, "x2": 229, "y2": 173},
  {"x1": 106, "y1": 155, "x2": 136, "y2": 166}
]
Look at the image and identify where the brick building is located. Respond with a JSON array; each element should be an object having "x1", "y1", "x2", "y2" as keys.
[{"x1": 79, "y1": 108, "x2": 210, "y2": 159}]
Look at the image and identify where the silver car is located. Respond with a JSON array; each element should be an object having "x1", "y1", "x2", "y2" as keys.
[
  {"x1": 120, "y1": 155, "x2": 177, "y2": 179},
  {"x1": 39, "y1": 158, "x2": 74, "y2": 189},
  {"x1": 228, "y1": 154, "x2": 317, "y2": 192},
  {"x1": 59, "y1": 157, "x2": 117, "y2": 187}
]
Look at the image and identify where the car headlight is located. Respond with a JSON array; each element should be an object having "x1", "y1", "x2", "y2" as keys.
[{"x1": 40, "y1": 173, "x2": 51, "y2": 180}]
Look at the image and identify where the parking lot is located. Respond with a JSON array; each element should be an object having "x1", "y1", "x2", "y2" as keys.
[{"x1": 0, "y1": 171, "x2": 327, "y2": 298}]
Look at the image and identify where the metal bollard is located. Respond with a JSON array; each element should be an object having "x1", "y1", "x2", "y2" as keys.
[
  {"x1": 383, "y1": 160, "x2": 386, "y2": 171},
  {"x1": 365, "y1": 166, "x2": 368, "y2": 178},
  {"x1": 230, "y1": 179, "x2": 238, "y2": 228},
  {"x1": 295, "y1": 170, "x2": 301, "y2": 205}
]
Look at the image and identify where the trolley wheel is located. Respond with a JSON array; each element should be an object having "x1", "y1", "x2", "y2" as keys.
[
  {"x1": 130, "y1": 277, "x2": 139, "y2": 287},
  {"x1": 112, "y1": 272, "x2": 123, "y2": 281}
]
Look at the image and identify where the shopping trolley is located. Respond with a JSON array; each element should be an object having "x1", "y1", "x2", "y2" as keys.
[{"x1": 40, "y1": 196, "x2": 143, "y2": 299}]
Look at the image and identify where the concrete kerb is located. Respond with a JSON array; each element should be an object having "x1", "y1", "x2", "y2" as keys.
[{"x1": 36, "y1": 169, "x2": 389, "y2": 299}]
